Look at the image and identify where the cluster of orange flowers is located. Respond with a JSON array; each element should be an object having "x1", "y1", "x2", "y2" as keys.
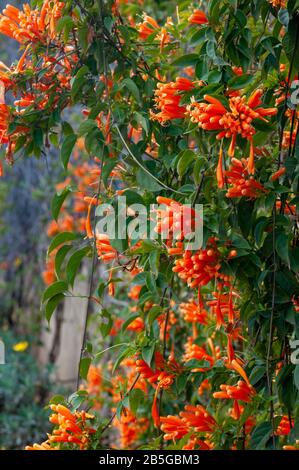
[
  {"x1": 137, "y1": 13, "x2": 173, "y2": 51},
  {"x1": 188, "y1": 10, "x2": 209, "y2": 25},
  {"x1": 109, "y1": 358, "x2": 149, "y2": 448},
  {"x1": 224, "y1": 158, "x2": 267, "y2": 199},
  {"x1": 161, "y1": 404, "x2": 216, "y2": 449},
  {"x1": 269, "y1": 0, "x2": 287, "y2": 8},
  {"x1": 113, "y1": 409, "x2": 148, "y2": 449},
  {"x1": 0, "y1": 2, "x2": 78, "y2": 171},
  {"x1": 183, "y1": 336, "x2": 220, "y2": 371},
  {"x1": 187, "y1": 91, "x2": 277, "y2": 174},
  {"x1": 155, "y1": 195, "x2": 200, "y2": 247},
  {"x1": 150, "y1": 77, "x2": 194, "y2": 123},
  {"x1": 172, "y1": 237, "x2": 224, "y2": 288},
  {"x1": 0, "y1": 2, "x2": 65, "y2": 44},
  {"x1": 136, "y1": 351, "x2": 179, "y2": 426},
  {"x1": 213, "y1": 381, "x2": 255, "y2": 420},
  {"x1": 26, "y1": 405, "x2": 96, "y2": 450}
]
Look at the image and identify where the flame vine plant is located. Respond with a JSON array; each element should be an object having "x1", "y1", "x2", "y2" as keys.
[{"x1": 0, "y1": 0, "x2": 299, "y2": 451}]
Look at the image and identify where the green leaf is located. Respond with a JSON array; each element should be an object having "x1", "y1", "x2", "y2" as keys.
[
  {"x1": 129, "y1": 389, "x2": 144, "y2": 415},
  {"x1": 172, "y1": 54, "x2": 199, "y2": 67},
  {"x1": 249, "y1": 366, "x2": 266, "y2": 386},
  {"x1": 190, "y1": 28, "x2": 207, "y2": 46},
  {"x1": 77, "y1": 119, "x2": 98, "y2": 136},
  {"x1": 102, "y1": 157, "x2": 118, "y2": 187},
  {"x1": 56, "y1": 16, "x2": 74, "y2": 34},
  {"x1": 206, "y1": 41, "x2": 216, "y2": 59},
  {"x1": 146, "y1": 272, "x2": 157, "y2": 293},
  {"x1": 99, "y1": 309, "x2": 113, "y2": 337},
  {"x1": 278, "y1": 9, "x2": 289, "y2": 26},
  {"x1": 55, "y1": 245, "x2": 72, "y2": 278},
  {"x1": 112, "y1": 347, "x2": 131, "y2": 375},
  {"x1": 134, "y1": 112, "x2": 149, "y2": 135},
  {"x1": 142, "y1": 342, "x2": 156, "y2": 367},
  {"x1": 228, "y1": 74, "x2": 253, "y2": 90},
  {"x1": 238, "y1": 199, "x2": 254, "y2": 238},
  {"x1": 45, "y1": 293, "x2": 64, "y2": 323},
  {"x1": 71, "y1": 65, "x2": 89, "y2": 99},
  {"x1": 51, "y1": 187, "x2": 71, "y2": 221},
  {"x1": 294, "y1": 364, "x2": 299, "y2": 391},
  {"x1": 121, "y1": 314, "x2": 141, "y2": 333},
  {"x1": 66, "y1": 246, "x2": 90, "y2": 287},
  {"x1": 136, "y1": 168, "x2": 163, "y2": 192},
  {"x1": 177, "y1": 150, "x2": 195, "y2": 178},
  {"x1": 79, "y1": 357, "x2": 91, "y2": 380},
  {"x1": 147, "y1": 306, "x2": 163, "y2": 327},
  {"x1": 60, "y1": 134, "x2": 77, "y2": 170},
  {"x1": 121, "y1": 78, "x2": 140, "y2": 102},
  {"x1": 42, "y1": 281, "x2": 68, "y2": 304},
  {"x1": 250, "y1": 422, "x2": 273, "y2": 449},
  {"x1": 276, "y1": 232, "x2": 290, "y2": 266},
  {"x1": 48, "y1": 232, "x2": 80, "y2": 254},
  {"x1": 49, "y1": 395, "x2": 67, "y2": 405}
]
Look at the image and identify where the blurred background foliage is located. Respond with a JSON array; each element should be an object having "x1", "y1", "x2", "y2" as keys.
[{"x1": 0, "y1": 0, "x2": 65, "y2": 449}]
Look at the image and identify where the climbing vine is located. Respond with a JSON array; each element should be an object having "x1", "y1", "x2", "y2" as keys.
[{"x1": 0, "y1": 0, "x2": 299, "y2": 450}]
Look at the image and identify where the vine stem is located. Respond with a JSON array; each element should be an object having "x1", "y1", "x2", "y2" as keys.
[
  {"x1": 265, "y1": 14, "x2": 299, "y2": 446},
  {"x1": 158, "y1": 283, "x2": 173, "y2": 449},
  {"x1": 99, "y1": 373, "x2": 141, "y2": 439},
  {"x1": 113, "y1": 122, "x2": 185, "y2": 195},
  {"x1": 266, "y1": 204, "x2": 277, "y2": 448},
  {"x1": 76, "y1": 162, "x2": 104, "y2": 390},
  {"x1": 76, "y1": 0, "x2": 107, "y2": 390}
]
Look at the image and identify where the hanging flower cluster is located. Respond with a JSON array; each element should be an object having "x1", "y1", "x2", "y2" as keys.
[
  {"x1": 0, "y1": 0, "x2": 296, "y2": 454},
  {"x1": 186, "y1": 91, "x2": 277, "y2": 174},
  {"x1": 26, "y1": 405, "x2": 96, "y2": 450},
  {"x1": 150, "y1": 78, "x2": 194, "y2": 123}
]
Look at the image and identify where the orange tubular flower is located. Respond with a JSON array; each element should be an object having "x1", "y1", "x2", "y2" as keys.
[
  {"x1": 161, "y1": 404, "x2": 216, "y2": 442},
  {"x1": 269, "y1": 0, "x2": 287, "y2": 8},
  {"x1": 217, "y1": 146, "x2": 225, "y2": 189},
  {"x1": 155, "y1": 196, "x2": 200, "y2": 247},
  {"x1": 160, "y1": 415, "x2": 190, "y2": 441},
  {"x1": 271, "y1": 167, "x2": 286, "y2": 181},
  {"x1": 206, "y1": 286, "x2": 239, "y2": 329},
  {"x1": 0, "y1": 2, "x2": 65, "y2": 44},
  {"x1": 188, "y1": 9, "x2": 209, "y2": 25},
  {"x1": 283, "y1": 441, "x2": 299, "y2": 450},
  {"x1": 128, "y1": 285, "x2": 142, "y2": 300},
  {"x1": 137, "y1": 14, "x2": 159, "y2": 39},
  {"x1": 96, "y1": 234, "x2": 118, "y2": 263},
  {"x1": 225, "y1": 158, "x2": 267, "y2": 199},
  {"x1": 213, "y1": 380, "x2": 255, "y2": 421},
  {"x1": 113, "y1": 409, "x2": 148, "y2": 449},
  {"x1": 181, "y1": 405, "x2": 217, "y2": 433},
  {"x1": 183, "y1": 438, "x2": 212, "y2": 450},
  {"x1": 172, "y1": 237, "x2": 224, "y2": 288},
  {"x1": 276, "y1": 416, "x2": 294, "y2": 436},
  {"x1": 0, "y1": 103, "x2": 9, "y2": 145},
  {"x1": 86, "y1": 364, "x2": 102, "y2": 396},
  {"x1": 198, "y1": 378, "x2": 211, "y2": 396},
  {"x1": 213, "y1": 380, "x2": 255, "y2": 403},
  {"x1": 151, "y1": 78, "x2": 194, "y2": 123},
  {"x1": 187, "y1": 91, "x2": 277, "y2": 173},
  {"x1": 184, "y1": 337, "x2": 219, "y2": 371},
  {"x1": 136, "y1": 352, "x2": 178, "y2": 427},
  {"x1": 26, "y1": 405, "x2": 96, "y2": 450},
  {"x1": 179, "y1": 298, "x2": 208, "y2": 326},
  {"x1": 152, "y1": 371, "x2": 175, "y2": 427}
]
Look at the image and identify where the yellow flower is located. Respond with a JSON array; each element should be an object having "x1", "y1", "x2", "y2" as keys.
[{"x1": 13, "y1": 341, "x2": 29, "y2": 352}]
